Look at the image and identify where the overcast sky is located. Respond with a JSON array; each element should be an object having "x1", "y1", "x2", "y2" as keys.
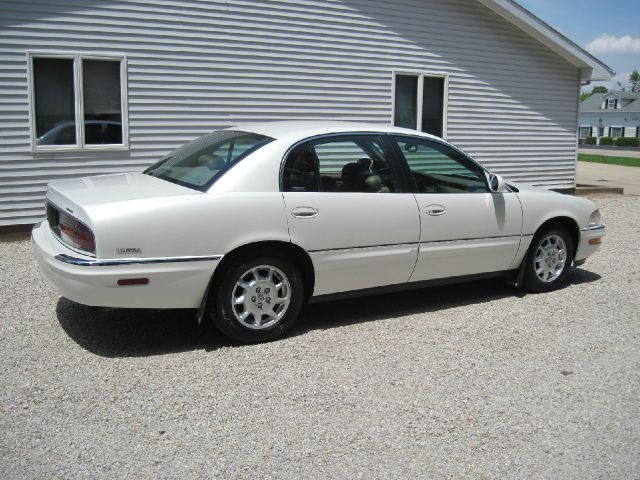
[{"x1": 517, "y1": 0, "x2": 640, "y2": 90}]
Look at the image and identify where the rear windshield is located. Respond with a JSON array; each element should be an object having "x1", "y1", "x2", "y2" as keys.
[{"x1": 144, "y1": 130, "x2": 274, "y2": 191}]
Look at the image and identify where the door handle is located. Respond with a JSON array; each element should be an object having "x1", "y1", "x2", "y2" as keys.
[
  {"x1": 426, "y1": 204, "x2": 446, "y2": 216},
  {"x1": 291, "y1": 206, "x2": 319, "y2": 219}
]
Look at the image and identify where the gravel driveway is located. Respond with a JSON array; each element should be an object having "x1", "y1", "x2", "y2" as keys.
[{"x1": 1, "y1": 194, "x2": 638, "y2": 479}]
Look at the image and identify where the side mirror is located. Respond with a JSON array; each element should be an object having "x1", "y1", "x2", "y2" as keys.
[{"x1": 488, "y1": 173, "x2": 506, "y2": 193}]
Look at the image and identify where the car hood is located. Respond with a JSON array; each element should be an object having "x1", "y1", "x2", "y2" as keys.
[{"x1": 508, "y1": 181, "x2": 560, "y2": 195}]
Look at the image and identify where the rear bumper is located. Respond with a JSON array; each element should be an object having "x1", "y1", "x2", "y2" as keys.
[
  {"x1": 575, "y1": 224, "x2": 606, "y2": 263},
  {"x1": 32, "y1": 222, "x2": 221, "y2": 309}
]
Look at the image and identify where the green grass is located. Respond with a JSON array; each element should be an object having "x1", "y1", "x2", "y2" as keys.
[{"x1": 578, "y1": 153, "x2": 640, "y2": 167}]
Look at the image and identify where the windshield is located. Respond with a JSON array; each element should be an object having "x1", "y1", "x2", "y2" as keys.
[{"x1": 144, "y1": 130, "x2": 274, "y2": 191}]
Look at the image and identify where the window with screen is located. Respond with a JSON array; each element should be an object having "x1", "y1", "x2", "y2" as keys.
[
  {"x1": 394, "y1": 73, "x2": 445, "y2": 137},
  {"x1": 31, "y1": 54, "x2": 126, "y2": 149},
  {"x1": 579, "y1": 127, "x2": 591, "y2": 139},
  {"x1": 610, "y1": 127, "x2": 623, "y2": 138}
]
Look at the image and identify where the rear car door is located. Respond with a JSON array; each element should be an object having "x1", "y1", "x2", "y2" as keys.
[
  {"x1": 282, "y1": 133, "x2": 420, "y2": 296},
  {"x1": 389, "y1": 134, "x2": 522, "y2": 282}
]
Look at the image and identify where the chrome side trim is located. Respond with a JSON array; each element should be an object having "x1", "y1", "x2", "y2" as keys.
[
  {"x1": 580, "y1": 224, "x2": 605, "y2": 232},
  {"x1": 308, "y1": 242, "x2": 419, "y2": 254},
  {"x1": 307, "y1": 234, "x2": 524, "y2": 253},
  {"x1": 55, "y1": 254, "x2": 222, "y2": 267}
]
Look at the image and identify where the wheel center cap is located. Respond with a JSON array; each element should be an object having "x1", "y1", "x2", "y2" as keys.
[{"x1": 249, "y1": 283, "x2": 274, "y2": 310}]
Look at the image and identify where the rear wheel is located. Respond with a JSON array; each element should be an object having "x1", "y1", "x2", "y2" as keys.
[
  {"x1": 523, "y1": 225, "x2": 574, "y2": 293},
  {"x1": 209, "y1": 256, "x2": 304, "y2": 343}
]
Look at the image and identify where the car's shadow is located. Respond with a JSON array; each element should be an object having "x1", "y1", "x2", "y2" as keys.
[{"x1": 57, "y1": 268, "x2": 601, "y2": 358}]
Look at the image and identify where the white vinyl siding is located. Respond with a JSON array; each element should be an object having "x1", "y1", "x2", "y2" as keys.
[{"x1": 0, "y1": 0, "x2": 581, "y2": 225}]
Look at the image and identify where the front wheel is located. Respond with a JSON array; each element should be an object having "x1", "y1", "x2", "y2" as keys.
[
  {"x1": 522, "y1": 225, "x2": 574, "y2": 293},
  {"x1": 209, "y1": 256, "x2": 304, "y2": 343}
]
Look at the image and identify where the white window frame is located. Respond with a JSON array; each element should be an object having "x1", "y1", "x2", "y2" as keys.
[
  {"x1": 606, "y1": 99, "x2": 616, "y2": 110},
  {"x1": 610, "y1": 126, "x2": 623, "y2": 138},
  {"x1": 578, "y1": 126, "x2": 590, "y2": 139},
  {"x1": 27, "y1": 52, "x2": 129, "y2": 152},
  {"x1": 391, "y1": 71, "x2": 449, "y2": 139}
]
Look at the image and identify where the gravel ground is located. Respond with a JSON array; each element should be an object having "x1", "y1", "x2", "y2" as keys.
[{"x1": 1, "y1": 193, "x2": 638, "y2": 479}]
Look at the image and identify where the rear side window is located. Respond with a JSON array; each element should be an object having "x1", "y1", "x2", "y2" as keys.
[
  {"x1": 282, "y1": 135, "x2": 400, "y2": 193},
  {"x1": 281, "y1": 143, "x2": 319, "y2": 192},
  {"x1": 145, "y1": 130, "x2": 273, "y2": 191}
]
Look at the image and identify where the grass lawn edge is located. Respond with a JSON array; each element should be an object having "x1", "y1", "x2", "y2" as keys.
[{"x1": 578, "y1": 153, "x2": 640, "y2": 168}]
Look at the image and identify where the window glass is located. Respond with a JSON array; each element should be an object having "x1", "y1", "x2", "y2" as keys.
[
  {"x1": 145, "y1": 130, "x2": 273, "y2": 190},
  {"x1": 610, "y1": 127, "x2": 623, "y2": 138},
  {"x1": 421, "y1": 76, "x2": 444, "y2": 137},
  {"x1": 282, "y1": 143, "x2": 319, "y2": 192},
  {"x1": 393, "y1": 136, "x2": 487, "y2": 193},
  {"x1": 33, "y1": 58, "x2": 76, "y2": 145},
  {"x1": 83, "y1": 59, "x2": 123, "y2": 144},
  {"x1": 394, "y1": 75, "x2": 418, "y2": 130},
  {"x1": 282, "y1": 136, "x2": 399, "y2": 193},
  {"x1": 313, "y1": 136, "x2": 398, "y2": 193},
  {"x1": 579, "y1": 127, "x2": 590, "y2": 139}
]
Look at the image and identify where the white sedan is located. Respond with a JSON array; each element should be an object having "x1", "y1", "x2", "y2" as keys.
[{"x1": 32, "y1": 122, "x2": 605, "y2": 343}]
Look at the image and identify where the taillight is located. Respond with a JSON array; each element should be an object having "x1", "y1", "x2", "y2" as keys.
[{"x1": 56, "y1": 209, "x2": 96, "y2": 254}]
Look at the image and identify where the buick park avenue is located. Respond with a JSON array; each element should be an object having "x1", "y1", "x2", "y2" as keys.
[{"x1": 33, "y1": 122, "x2": 605, "y2": 343}]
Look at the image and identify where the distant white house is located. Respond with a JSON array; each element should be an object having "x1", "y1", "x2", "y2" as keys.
[
  {"x1": 579, "y1": 91, "x2": 640, "y2": 142},
  {"x1": 0, "y1": 0, "x2": 613, "y2": 227}
]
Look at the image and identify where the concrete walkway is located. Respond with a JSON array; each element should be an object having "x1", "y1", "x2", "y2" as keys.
[
  {"x1": 579, "y1": 147, "x2": 640, "y2": 158},
  {"x1": 577, "y1": 161, "x2": 640, "y2": 195}
]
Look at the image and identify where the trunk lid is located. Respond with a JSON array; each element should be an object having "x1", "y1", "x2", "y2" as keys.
[
  {"x1": 47, "y1": 172, "x2": 196, "y2": 209},
  {"x1": 46, "y1": 172, "x2": 198, "y2": 231}
]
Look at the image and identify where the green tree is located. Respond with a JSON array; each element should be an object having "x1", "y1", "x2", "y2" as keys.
[
  {"x1": 580, "y1": 85, "x2": 608, "y2": 102},
  {"x1": 630, "y1": 70, "x2": 640, "y2": 93}
]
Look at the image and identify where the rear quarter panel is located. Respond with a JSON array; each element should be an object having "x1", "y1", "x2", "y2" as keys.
[{"x1": 86, "y1": 192, "x2": 290, "y2": 258}]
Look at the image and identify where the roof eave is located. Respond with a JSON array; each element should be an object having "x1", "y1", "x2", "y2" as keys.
[{"x1": 477, "y1": 0, "x2": 614, "y2": 82}]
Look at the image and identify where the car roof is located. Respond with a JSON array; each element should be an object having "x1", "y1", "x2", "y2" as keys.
[{"x1": 226, "y1": 120, "x2": 442, "y2": 143}]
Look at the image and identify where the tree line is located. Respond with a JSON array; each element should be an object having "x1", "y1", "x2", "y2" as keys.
[{"x1": 580, "y1": 70, "x2": 640, "y2": 102}]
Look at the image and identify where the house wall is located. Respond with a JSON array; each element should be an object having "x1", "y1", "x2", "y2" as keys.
[
  {"x1": 0, "y1": 0, "x2": 581, "y2": 226},
  {"x1": 579, "y1": 113, "x2": 640, "y2": 137}
]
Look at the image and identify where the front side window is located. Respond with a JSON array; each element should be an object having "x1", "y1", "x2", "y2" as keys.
[
  {"x1": 392, "y1": 136, "x2": 488, "y2": 194},
  {"x1": 31, "y1": 55, "x2": 125, "y2": 149},
  {"x1": 282, "y1": 135, "x2": 400, "y2": 193},
  {"x1": 145, "y1": 130, "x2": 273, "y2": 191},
  {"x1": 606, "y1": 99, "x2": 616, "y2": 109}
]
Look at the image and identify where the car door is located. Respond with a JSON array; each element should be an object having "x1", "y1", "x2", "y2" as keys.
[
  {"x1": 389, "y1": 134, "x2": 523, "y2": 282},
  {"x1": 282, "y1": 133, "x2": 420, "y2": 296}
]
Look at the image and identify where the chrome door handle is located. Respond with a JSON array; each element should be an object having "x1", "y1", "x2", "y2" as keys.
[
  {"x1": 426, "y1": 204, "x2": 446, "y2": 216},
  {"x1": 291, "y1": 206, "x2": 319, "y2": 219}
]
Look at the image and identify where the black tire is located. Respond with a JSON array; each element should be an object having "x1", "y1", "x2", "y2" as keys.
[
  {"x1": 522, "y1": 225, "x2": 574, "y2": 293},
  {"x1": 208, "y1": 255, "x2": 304, "y2": 343}
]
